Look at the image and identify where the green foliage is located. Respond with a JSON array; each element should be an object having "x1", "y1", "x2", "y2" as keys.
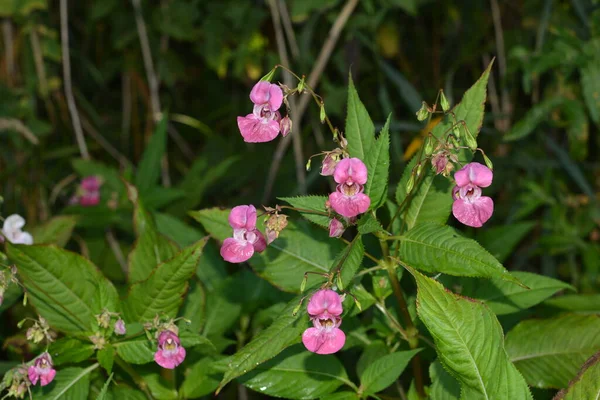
[
  {"x1": 410, "y1": 267, "x2": 532, "y2": 399},
  {"x1": 134, "y1": 115, "x2": 169, "y2": 195},
  {"x1": 29, "y1": 216, "x2": 77, "y2": 247},
  {"x1": 358, "y1": 349, "x2": 421, "y2": 395},
  {"x1": 114, "y1": 339, "x2": 155, "y2": 365},
  {"x1": 31, "y1": 365, "x2": 98, "y2": 400},
  {"x1": 429, "y1": 361, "x2": 460, "y2": 400},
  {"x1": 364, "y1": 115, "x2": 391, "y2": 210},
  {"x1": 345, "y1": 74, "x2": 375, "y2": 161},
  {"x1": 279, "y1": 196, "x2": 330, "y2": 228},
  {"x1": 553, "y1": 352, "x2": 600, "y2": 400}
]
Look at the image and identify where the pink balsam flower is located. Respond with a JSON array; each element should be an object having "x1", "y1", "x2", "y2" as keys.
[
  {"x1": 220, "y1": 205, "x2": 267, "y2": 263},
  {"x1": 328, "y1": 158, "x2": 371, "y2": 218},
  {"x1": 302, "y1": 289, "x2": 346, "y2": 355},
  {"x1": 328, "y1": 219, "x2": 344, "y2": 238},
  {"x1": 28, "y1": 352, "x2": 56, "y2": 386},
  {"x1": 452, "y1": 162, "x2": 494, "y2": 228},
  {"x1": 70, "y1": 176, "x2": 102, "y2": 206},
  {"x1": 154, "y1": 330, "x2": 186, "y2": 369},
  {"x1": 2, "y1": 214, "x2": 33, "y2": 245},
  {"x1": 237, "y1": 81, "x2": 285, "y2": 143}
]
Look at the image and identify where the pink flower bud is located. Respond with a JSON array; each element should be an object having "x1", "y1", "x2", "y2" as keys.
[
  {"x1": 114, "y1": 318, "x2": 126, "y2": 335},
  {"x1": 280, "y1": 116, "x2": 292, "y2": 137},
  {"x1": 328, "y1": 219, "x2": 344, "y2": 238},
  {"x1": 28, "y1": 352, "x2": 56, "y2": 386}
]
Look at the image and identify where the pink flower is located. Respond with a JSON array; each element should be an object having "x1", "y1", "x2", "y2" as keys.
[
  {"x1": 2, "y1": 214, "x2": 33, "y2": 245},
  {"x1": 28, "y1": 352, "x2": 56, "y2": 386},
  {"x1": 114, "y1": 318, "x2": 126, "y2": 335},
  {"x1": 328, "y1": 158, "x2": 371, "y2": 218},
  {"x1": 302, "y1": 290, "x2": 346, "y2": 355},
  {"x1": 280, "y1": 116, "x2": 292, "y2": 137},
  {"x1": 238, "y1": 81, "x2": 285, "y2": 143},
  {"x1": 70, "y1": 176, "x2": 102, "y2": 207},
  {"x1": 220, "y1": 205, "x2": 267, "y2": 263},
  {"x1": 154, "y1": 330, "x2": 186, "y2": 369},
  {"x1": 452, "y1": 162, "x2": 494, "y2": 228},
  {"x1": 328, "y1": 219, "x2": 344, "y2": 238}
]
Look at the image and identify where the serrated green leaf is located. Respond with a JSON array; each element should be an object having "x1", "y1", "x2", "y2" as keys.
[
  {"x1": 124, "y1": 238, "x2": 208, "y2": 322},
  {"x1": 29, "y1": 216, "x2": 77, "y2": 247},
  {"x1": 238, "y1": 345, "x2": 350, "y2": 399},
  {"x1": 357, "y1": 213, "x2": 383, "y2": 235},
  {"x1": 141, "y1": 373, "x2": 178, "y2": 400},
  {"x1": 178, "y1": 330, "x2": 215, "y2": 352},
  {"x1": 330, "y1": 236, "x2": 364, "y2": 288},
  {"x1": 359, "y1": 349, "x2": 421, "y2": 395},
  {"x1": 216, "y1": 293, "x2": 310, "y2": 392},
  {"x1": 345, "y1": 75, "x2": 375, "y2": 161},
  {"x1": 429, "y1": 360, "x2": 460, "y2": 400},
  {"x1": 95, "y1": 373, "x2": 113, "y2": 400},
  {"x1": 7, "y1": 243, "x2": 118, "y2": 333},
  {"x1": 31, "y1": 364, "x2": 98, "y2": 400},
  {"x1": 49, "y1": 338, "x2": 95, "y2": 365},
  {"x1": 114, "y1": 339, "x2": 155, "y2": 364},
  {"x1": 126, "y1": 183, "x2": 179, "y2": 283},
  {"x1": 279, "y1": 196, "x2": 330, "y2": 228},
  {"x1": 410, "y1": 268, "x2": 532, "y2": 400},
  {"x1": 553, "y1": 352, "x2": 600, "y2": 400},
  {"x1": 356, "y1": 341, "x2": 388, "y2": 378},
  {"x1": 541, "y1": 294, "x2": 600, "y2": 315},
  {"x1": 98, "y1": 345, "x2": 115, "y2": 374},
  {"x1": 506, "y1": 314, "x2": 600, "y2": 389},
  {"x1": 135, "y1": 114, "x2": 168, "y2": 194},
  {"x1": 154, "y1": 212, "x2": 205, "y2": 247},
  {"x1": 178, "y1": 279, "x2": 206, "y2": 332},
  {"x1": 398, "y1": 223, "x2": 521, "y2": 285},
  {"x1": 191, "y1": 208, "x2": 344, "y2": 292},
  {"x1": 180, "y1": 357, "x2": 222, "y2": 399},
  {"x1": 365, "y1": 115, "x2": 391, "y2": 210},
  {"x1": 476, "y1": 222, "x2": 536, "y2": 263}
]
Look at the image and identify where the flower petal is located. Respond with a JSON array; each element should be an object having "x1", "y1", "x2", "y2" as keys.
[
  {"x1": 267, "y1": 84, "x2": 283, "y2": 111},
  {"x1": 237, "y1": 115, "x2": 280, "y2": 143},
  {"x1": 220, "y1": 238, "x2": 255, "y2": 263},
  {"x1": 454, "y1": 162, "x2": 493, "y2": 188},
  {"x1": 452, "y1": 196, "x2": 494, "y2": 228},
  {"x1": 229, "y1": 205, "x2": 257, "y2": 230},
  {"x1": 3, "y1": 214, "x2": 25, "y2": 232},
  {"x1": 40, "y1": 369, "x2": 56, "y2": 386},
  {"x1": 302, "y1": 327, "x2": 346, "y2": 355},
  {"x1": 329, "y1": 192, "x2": 370, "y2": 218},
  {"x1": 252, "y1": 230, "x2": 267, "y2": 253},
  {"x1": 333, "y1": 158, "x2": 368, "y2": 185},
  {"x1": 307, "y1": 289, "x2": 343, "y2": 316}
]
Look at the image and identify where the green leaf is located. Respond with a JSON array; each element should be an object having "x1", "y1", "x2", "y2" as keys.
[
  {"x1": 359, "y1": 349, "x2": 422, "y2": 395},
  {"x1": 180, "y1": 357, "x2": 222, "y2": 399},
  {"x1": 504, "y1": 96, "x2": 564, "y2": 141},
  {"x1": 429, "y1": 360, "x2": 460, "y2": 400},
  {"x1": 154, "y1": 212, "x2": 205, "y2": 247},
  {"x1": 216, "y1": 293, "x2": 310, "y2": 392},
  {"x1": 329, "y1": 236, "x2": 364, "y2": 288},
  {"x1": 554, "y1": 352, "x2": 600, "y2": 400},
  {"x1": 178, "y1": 330, "x2": 215, "y2": 352},
  {"x1": 96, "y1": 373, "x2": 113, "y2": 400},
  {"x1": 114, "y1": 339, "x2": 155, "y2": 364},
  {"x1": 239, "y1": 345, "x2": 350, "y2": 399},
  {"x1": 409, "y1": 267, "x2": 532, "y2": 399},
  {"x1": 357, "y1": 213, "x2": 382, "y2": 235},
  {"x1": 98, "y1": 345, "x2": 115, "y2": 374},
  {"x1": 581, "y1": 58, "x2": 600, "y2": 125},
  {"x1": 49, "y1": 338, "x2": 95, "y2": 365},
  {"x1": 141, "y1": 373, "x2": 178, "y2": 400},
  {"x1": 7, "y1": 243, "x2": 118, "y2": 333},
  {"x1": 279, "y1": 196, "x2": 330, "y2": 228},
  {"x1": 345, "y1": 74, "x2": 375, "y2": 161},
  {"x1": 476, "y1": 222, "x2": 536, "y2": 263},
  {"x1": 124, "y1": 238, "x2": 208, "y2": 322},
  {"x1": 71, "y1": 158, "x2": 124, "y2": 195},
  {"x1": 201, "y1": 290, "x2": 242, "y2": 337},
  {"x1": 505, "y1": 314, "x2": 600, "y2": 389},
  {"x1": 30, "y1": 216, "x2": 77, "y2": 247},
  {"x1": 126, "y1": 183, "x2": 179, "y2": 283},
  {"x1": 356, "y1": 341, "x2": 388, "y2": 378},
  {"x1": 191, "y1": 208, "x2": 344, "y2": 292},
  {"x1": 460, "y1": 271, "x2": 573, "y2": 315},
  {"x1": 32, "y1": 364, "x2": 98, "y2": 400},
  {"x1": 365, "y1": 115, "x2": 391, "y2": 210},
  {"x1": 398, "y1": 223, "x2": 521, "y2": 285},
  {"x1": 111, "y1": 387, "x2": 147, "y2": 399},
  {"x1": 135, "y1": 114, "x2": 168, "y2": 194},
  {"x1": 178, "y1": 280, "x2": 206, "y2": 332},
  {"x1": 541, "y1": 294, "x2": 600, "y2": 315}
]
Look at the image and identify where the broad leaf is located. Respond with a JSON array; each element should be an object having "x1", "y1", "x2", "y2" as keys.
[
  {"x1": 554, "y1": 352, "x2": 600, "y2": 400},
  {"x1": 141, "y1": 373, "x2": 178, "y2": 400},
  {"x1": 124, "y1": 237, "x2": 208, "y2": 322},
  {"x1": 398, "y1": 223, "x2": 521, "y2": 285},
  {"x1": 238, "y1": 345, "x2": 350, "y2": 399},
  {"x1": 365, "y1": 115, "x2": 391, "y2": 210},
  {"x1": 345, "y1": 74, "x2": 375, "y2": 161},
  {"x1": 135, "y1": 114, "x2": 168, "y2": 194},
  {"x1": 410, "y1": 267, "x2": 532, "y2": 399},
  {"x1": 541, "y1": 294, "x2": 600, "y2": 315},
  {"x1": 357, "y1": 213, "x2": 383, "y2": 235},
  {"x1": 476, "y1": 222, "x2": 536, "y2": 263},
  {"x1": 114, "y1": 339, "x2": 155, "y2": 364},
  {"x1": 32, "y1": 365, "x2": 98, "y2": 400},
  {"x1": 359, "y1": 349, "x2": 421, "y2": 395},
  {"x1": 279, "y1": 196, "x2": 330, "y2": 228},
  {"x1": 429, "y1": 361, "x2": 460, "y2": 400},
  {"x1": 49, "y1": 338, "x2": 95, "y2": 365},
  {"x1": 505, "y1": 314, "x2": 600, "y2": 389},
  {"x1": 180, "y1": 357, "x2": 222, "y2": 399},
  {"x1": 356, "y1": 341, "x2": 388, "y2": 378},
  {"x1": 191, "y1": 208, "x2": 344, "y2": 292},
  {"x1": 30, "y1": 216, "x2": 77, "y2": 247},
  {"x1": 7, "y1": 243, "x2": 118, "y2": 333},
  {"x1": 98, "y1": 345, "x2": 115, "y2": 374}
]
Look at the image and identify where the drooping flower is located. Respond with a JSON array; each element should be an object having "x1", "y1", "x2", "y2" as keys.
[
  {"x1": 328, "y1": 158, "x2": 371, "y2": 218},
  {"x1": 237, "y1": 81, "x2": 286, "y2": 143},
  {"x1": 452, "y1": 162, "x2": 494, "y2": 228},
  {"x1": 70, "y1": 176, "x2": 102, "y2": 206},
  {"x1": 114, "y1": 318, "x2": 126, "y2": 335},
  {"x1": 154, "y1": 330, "x2": 186, "y2": 369},
  {"x1": 328, "y1": 219, "x2": 344, "y2": 238},
  {"x1": 302, "y1": 289, "x2": 346, "y2": 355},
  {"x1": 28, "y1": 352, "x2": 56, "y2": 387},
  {"x1": 220, "y1": 205, "x2": 267, "y2": 263},
  {"x1": 1, "y1": 214, "x2": 33, "y2": 245},
  {"x1": 320, "y1": 149, "x2": 342, "y2": 176}
]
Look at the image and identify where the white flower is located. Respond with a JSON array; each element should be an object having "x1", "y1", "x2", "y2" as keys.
[{"x1": 2, "y1": 214, "x2": 33, "y2": 245}]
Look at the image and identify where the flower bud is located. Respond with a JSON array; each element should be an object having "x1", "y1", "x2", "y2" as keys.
[
  {"x1": 328, "y1": 219, "x2": 345, "y2": 238},
  {"x1": 297, "y1": 76, "x2": 305, "y2": 92},
  {"x1": 300, "y1": 275, "x2": 307, "y2": 293},
  {"x1": 452, "y1": 124, "x2": 461, "y2": 139},
  {"x1": 336, "y1": 273, "x2": 344, "y2": 291},
  {"x1": 464, "y1": 128, "x2": 477, "y2": 151},
  {"x1": 96, "y1": 311, "x2": 111, "y2": 329},
  {"x1": 424, "y1": 137, "x2": 433, "y2": 156},
  {"x1": 90, "y1": 333, "x2": 106, "y2": 350},
  {"x1": 319, "y1": 103, "x2": 326, "y2": 123},
  {"x1": 265, "y1": 214, "x2": 288, "y2": 245},
  {"x1": 260, "y1": 67, "x2": 277, "y2": 82},
  {"x1": 440, "y1": 91, "x2": 450, "y2": 112},
  {"x1": 416, "y1": 101, "x2": 430, "y2": 121},
  {"x1": 483, "y1": 153, "x2": 494, "y2": 170},
  {"x1": 406, "y1": 174, "x2": 415, "y2": 193},
  {"x1": 114, "y1": 318, "x2": 126, "y2": 335},
  {"x1": 320, "y1": 151, "x2": 341, "y2": 176},
  {"x1": 280, "y1": 116, "x2": 292, "y2": 137},
  {"x1": 26, "y1": 325, "x2": 45, "y2": 344}
]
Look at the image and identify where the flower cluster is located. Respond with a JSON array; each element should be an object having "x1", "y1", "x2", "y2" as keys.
[
  {"x1": 451, "y1": 162, "x2": 494, "y2": 228},
  {"x1": 302, "y1": 290, "x2": 346, "y2": 354},
  {"x1": 1, "y1": 214, "x2": 33, "y2": 245},
  {"x1": 70, "y1": 176, "x2": 102, "y2": 206},
  {"x1": 220, "y1": 205, "x2": 267, "y2": 263},
  {"x1": 328, "y1": 158, "x2": 370, "y2": 219},
  {"x1": 237, "y1": 81, "x2": 291, "y2": 143},
  {"x1": 154, "y1": 330, "x2": 186, "y2": 369}
]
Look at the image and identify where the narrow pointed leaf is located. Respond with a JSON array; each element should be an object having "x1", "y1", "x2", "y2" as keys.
[
  {"x1": 30, "y1": 216, "x2": 77, "y2": 247},
  {"x1": 410, "y1": 268, "x2": 532, "y2": 399},
  {"x1": 345, "y1": 74, "x2": 375, "y2": 160},
  {"x1": 365, "y1": 115, "x2": 391, "y2": 210}
]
